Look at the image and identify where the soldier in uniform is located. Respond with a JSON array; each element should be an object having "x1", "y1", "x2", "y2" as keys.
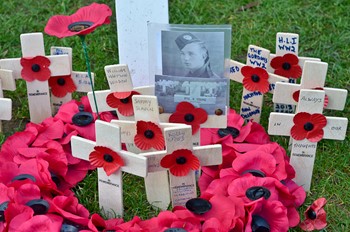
[{"x1": 175, "y1": 32, "x2": 220, "y2": 78}]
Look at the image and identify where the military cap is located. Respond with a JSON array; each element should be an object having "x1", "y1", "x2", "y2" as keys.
[{"x1": 175, "y1": 32, "x2": 202, "y2": 50}]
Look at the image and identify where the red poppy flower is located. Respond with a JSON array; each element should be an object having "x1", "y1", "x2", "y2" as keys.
[
  {"x1": 270, "y1": 53, "x2": 302, "y2": 79},
  {"x1": 160, "y1": 149, "x2": 200, "y2": 176},
  {"x1": 87, "y1": 213, "x2": 124, "y2": 231},
  {"x1": 44, "y1": 2, "x2": 112, "y2": 38},
  {"x1": 241, "y1": 66, "x2": 270, "y2": 93},
  {"x1": 106, "y1": 91, "x2": 140, "y2": 116},
  {"x1": 49, "y1": 75, "x2": 77, "y2": 97},
  {"x1": 20, "y1": 56, "x2": 51, "y2": 82},
  {"x1": 291, "y1": 112, "x2": 327, "y2": 142},
  {"x1": 169, "y1": 101, "x2": 208, "y2": 135},
  {"x1": 299, "y1": 198, "x2": 327, "y2": 231},
  {"x1": 89, "y1": 146, "x2": 124, "y2": 176},
  {"x1": 200, "y1": 109, "x2": 252, "y2": 145},
  {"x1": 134, "y1": 121, "x2": 165, "y2": 150},
  {"x1": 292, "y1": 87, "x2": 329, "y2": 108}
]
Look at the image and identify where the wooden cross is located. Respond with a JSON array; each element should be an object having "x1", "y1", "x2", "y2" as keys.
[
  {"x1": 273, "y1": 60, "x2": 347, "y2": 111},
  {"x1": 143, "y1": 125, "x2": 222, "y2": 207},
  {"x1": 110, "y1": 95, "x2": 184, "y2": 210},
  {"x1": 0, "y1": 69, "x2": 16, "y2": 132},
  {"x1": 268, "y1": 32, "x2": 321, "y2": 113},
  {"x1": 50, "y1": 46, "x2": 95, "y2": 114},
  {"x1": 87, "y1": 64, "x2": 154, "y2": 120},
  {"x1": 71, "y1": 120, "x2": 148, "y2": 218},
  {"x1": 268, "y1": 89, "x2": 348, "y2": 191},
  {"x1": 229, "y1": 45, "x2": 288, "y2": 123},
  {"x1": 0, "y1": 33, "x2": 70, "y2": 123}
]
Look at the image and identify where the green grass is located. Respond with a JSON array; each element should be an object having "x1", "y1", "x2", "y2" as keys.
[{"x1": 0, "y1": 0, "x2": 349, "y2": 231}]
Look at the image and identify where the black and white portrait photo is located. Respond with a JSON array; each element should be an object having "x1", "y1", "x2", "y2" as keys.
[{"x1": 161, "y1": 31, "x2": 225, "y2": 78}]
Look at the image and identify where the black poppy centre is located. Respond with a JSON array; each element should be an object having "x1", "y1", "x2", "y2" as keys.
[
  {"x1": 303, "y1": 122, "x2": 314, "y2": 131},
  {"x1": 57, "y1": 77, "x2": 66, "y2": 86},
  {"x1": 218, "y1": 126, "x2": 240, "y2": 139},
  {"x1": 241, "y1": 169, "x2": 266, "y2": 178},
  {"x1": 26, "y1": 199, "x2": 50, "y2": 215},
  {"x1": 246, "y1": 186, "x2": 271, "y2": 201},
  {"x1": 103, "y1": 153, "x2": 114, "y2": 163},
  {"x1": 176, "y1": 156, "x2": 187, "y2": 165},
  {"x1": 144, "y1": 129, "x2": 155, "y2": 139},
  {"x1": 120, "y1": 98, "x2": 129, "y2": 104},
  {"x1": 184, "y1": 113, "x2": 194, "y2": 122},
  {"x1": 185, "y1": 198, "x2": 212, "y2": 215},
  {"x1": 251, "y1": 215, "x2": 270, "y2": 232},
  {"x1": 282, "y1": 62, "x2": 291, "y2": 70},
  {"x1": 68, "y1": 21, "x2": 94, "y2": 32},
  {"x1": 31, "y1": 64, "x2": 41, "y2": 72},
  {"x1": 307, "y1": 209, "x2": 317, "y2": 220},
  {"x1": 251, "y1": 74, "x2": 260, "y2": 83},
  {"x1": 72, "y1": 104, "x2": 94, "y2": 126}
]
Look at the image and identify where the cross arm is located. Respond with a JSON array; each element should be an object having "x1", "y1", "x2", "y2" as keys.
[
  {"x1": 268, "y1": 113, "x2": 293, "y2": 136},
  {"x1": 71, "y1": 136, "x2": 96, "y2": 161},
  {"x1": 193, "y1": 144, "x2": 222, "y2": 166},
  {"x1": 0, "y1": 69, "x2": 16, "y2": 91},
  {"x1": 119, "y1": 150, "x2": 148, "y2": 177},
  {"x1": 0, "y1": 98, "x2": 12, "y2": 120},
  {"x1": 228, "y1": 60, "x2": 245, "y2": 83}
]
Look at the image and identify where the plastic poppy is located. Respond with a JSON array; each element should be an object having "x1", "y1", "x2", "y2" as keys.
[
  {"x1": 299, "y1": 198, "x2": 327, "y2": 231},
  {"x1": 134, "y1": 121, "x2": 165, "y2": 150},
  {"x1": 270, "y1": 53, "x2": 302, "y2": 79},
  {"x1": 106, "y1": 91, "x2": 140, "y2": 116},
  {"x1": 89, "y1": 146, "x2": 124, "y2": 176},
  {"x1": 241, "y1": 66, "x2": 270, "y2": 93},
  {"x1": 292, "y1": 87, "x2": 329, "y2": 108},
  {"x1": 44, "y1": 2, "x2": 112, "y2": 38},
  {"x1": 49, "y1": 75, "x2": 77, "y2": 98},
  {"x1": 169, "y1": 101, "x2": 208, "y2": 135},
  {"x1": 160, "y1": 149, "x2": 200, "y2": 176},
  {"x1": 20, "y1": 56, "x2": 51, "y2": 82},
  {"x1": 291, "y1": 112, "x2": 327, "y2": 142}
]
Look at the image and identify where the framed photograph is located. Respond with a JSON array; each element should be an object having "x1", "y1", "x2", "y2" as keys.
[
  {"x1": 161, "y1": 31, "x2": 225, "y2": 78},
  {"x1": 155, "y1": 74, "x2": 228, "y2": 115}
]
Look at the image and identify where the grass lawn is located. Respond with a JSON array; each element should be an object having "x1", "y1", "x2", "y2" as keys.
[{"x1": 1, "y1": 0, "x2": 349, "y2": 231}]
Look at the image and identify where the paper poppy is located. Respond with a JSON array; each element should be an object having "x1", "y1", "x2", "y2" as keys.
[
  {"x1": 89, "y1": 146, "x2": 124, "y2": 176},
  {"x1": 299, "y1": 198, "x2": 327, "y2": 231},
  {"x1": 160, "y1": 149, "x2": 200, "y2": 176},
  {"x1": 20, "y1": 56, "x2": 51, "y2": 82},
  {"x1": 44, "y1": 2, "x2": 112, "y2": 38},
  {"x1": 49, "y1": 75, "x2": 77, "y2": 97},
  {"x1": 106, "y1": 91, "x2": 140, "y2": 116},
  {"x1": 169, "y1": 101, "x2": 208, "y2": 135},
  {"x1": 291, "y1": 112, "x2": 327, "y2": 142},
  {"x1": 292, "y1": 87, "x2": 329, "y2": 108},
  {"x1": 270, "y1": 53, "x2": 302, "y2": 78},
  {"x1": 241, "y1": 66, "x2": 270, "y2": 93},
  {"x1": 134, "y1": 121, "x2": 165, "y2": 150}
]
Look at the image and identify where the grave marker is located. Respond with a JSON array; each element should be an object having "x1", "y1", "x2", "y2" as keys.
[
  {"x1": 87, "y1": 64, "x2": 154, "y2": 120},
  {"x1": 50, "y1": 47, "x2": 95, "y2": 114},
  {"x1": 0, "y1": 69, "x2": 16, "y2": 131},
  {"x1": 229, "y1": 45, "x2": 288, "y2": 122},
  {"x1": 71, "y1": 120, "x2": 148, "y2": 218},
  {"x1": 268, "y1": 32, "x2": 321, "y2": 113},
  {"x1": 273, "y1": 61, "x2": 347, "y2": 111},
  {"x1": 0, "y1": 33, "x2": 70, "y2": 123},
  {"x1": 268, "y1": 89, "x2": 348, "y2": 191},
  {"x1": 111, "y1": 95, "x2": 184, "y2": 210},
  {"x1": 143, "y1": 126, "x2": 222, "y2": 207}
]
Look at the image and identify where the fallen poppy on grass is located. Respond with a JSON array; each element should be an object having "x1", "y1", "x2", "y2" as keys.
[{"x1": 299, "y1": 198, "x2": 327, "y2": 231}]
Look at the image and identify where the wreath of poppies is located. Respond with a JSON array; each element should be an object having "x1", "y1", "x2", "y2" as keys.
[{"x1": 0, "y1": 2, "x2": 327, "y2": 232}]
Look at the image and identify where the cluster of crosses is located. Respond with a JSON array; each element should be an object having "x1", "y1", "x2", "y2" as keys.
[{"x1": 0, "y1": 32, "x2": 348, "y2": 217}]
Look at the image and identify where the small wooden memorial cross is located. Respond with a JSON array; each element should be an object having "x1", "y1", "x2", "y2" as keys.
[
  {"x1": 143, "y1": 125, "x2": 222, "y2": 207},
  {"x1": 0, "y1": 33, "x2": 70, "y2": 123},
  {"x1": 87, "y1": 64, "x2": 154, "y2": 120},
  {"x1": 71, "y1": 120, "x2": 148, "y2": 218},
  {"x1": 50, "y1": 47, "x2": 95, "y2": 114},
  {"x1": 268, "y1": 89, "x2": 348, "y2": 191},
  {"x1": 111, "y1": 95, "x2": 184, "y2": 210},
  {"x1": 229, "y1": 45, "x2": 288, "y2": 123},
  {"x1": 0, "y1": 69, "x2": 16, "y2": 131},
  {"x1": 273, "y1": 60, "x2": 347, "y2": 111},
  {"x1": 268, "y1": 32, "x2": 321, "y2": 113}
]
